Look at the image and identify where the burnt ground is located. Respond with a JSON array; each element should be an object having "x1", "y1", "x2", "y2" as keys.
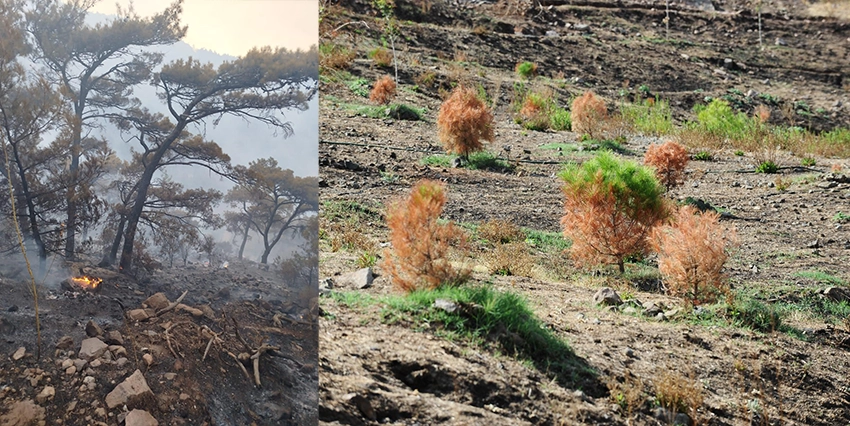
[
  {"x1": 318, "y1": 0, "x2": 850, "y2": 425},
  {"x1": 0, "y1": 258, "x2": 318, "y2": 425}
]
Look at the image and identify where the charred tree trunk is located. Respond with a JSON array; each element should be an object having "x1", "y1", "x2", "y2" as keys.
[
  {"x1": 238, "y1": 220, "x2": 250, "y2": 260},
  {"x1": 100, "y1": 215, "x2": 126, "y2": 267},
  {"x1": 119, "y1": 121, "x2": 189, "y2": 273}
]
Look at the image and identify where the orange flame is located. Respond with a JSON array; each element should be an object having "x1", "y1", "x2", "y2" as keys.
[{"x1": 70, "y1": 276, "x2": 102, "y2": 290}]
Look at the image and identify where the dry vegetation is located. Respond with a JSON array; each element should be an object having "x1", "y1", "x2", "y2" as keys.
[
  {"x1": 382, "y1": 180, "x2": 469, "y2": 292},
  {"x1": 652, "y1": 206, "x2": 738, "y2": 306},
  {"x1": 644, "y1": 141, "x2": 690, "y2": 192},
  {"x1": 369, "y1": 75, "x2": 396, "y2": 104},
  {"x1": 571, "y1": 91, "x2": 608, "y2": 139},
  {"x1": 437, "y1": 85, "x2": 495, "y2": 158}
]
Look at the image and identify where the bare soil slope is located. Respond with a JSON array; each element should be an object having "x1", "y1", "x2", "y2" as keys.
[{"x1": 319, "y1": 0, "x2": 850, "y2": 425}]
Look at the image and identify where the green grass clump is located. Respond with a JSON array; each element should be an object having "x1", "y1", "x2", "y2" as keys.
[
  {"x1": 523, "y1": 228, "x2": 572, "y2": 252},
  {"x1": 421, "y1": 152, "x2": 513, "y2": 171},
  {"x1": 728, "y1": 298, "x2": 782, "y2": 332},
  {"x1": 620, "y1": 98, "x2": 673, "y2": 136},
  {"x1": 692, "y1": 150, "x2": 713, "y2": 161},
  {"x1": 346, "y1": 78, "x2": 371, "y2": 97},
  {"x1": 801, "y1": 156, "x2": 817, "y2": 167},
  {"x1": 793, "y1": 270, "x2": 847, "y2": 286},
  {"x1": 515, "y1": 90, "x2": 571, "y2": 132},
  {"x1": 755, "y1": 160, "x2": 779, "y2": 174},
  {"x1": 383, "y1": 285, "x2": 597, "y2": 389},
  {"x1": 689, "y1": 99, "x2": 756, "y2": 142},
  {"x1": 734, "y1": 150, "x2": 745, "y2": 156},
  {"x1": 516, "y1": 61, "x2": 538, "y2": 79},
  {"x1": 834, "y1": 212, "x2": 850, "y2": 223}
]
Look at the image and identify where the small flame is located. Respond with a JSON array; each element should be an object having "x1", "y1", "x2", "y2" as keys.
[{"x1": 70, "y1": 275, "x2": 102, "y2": 290}]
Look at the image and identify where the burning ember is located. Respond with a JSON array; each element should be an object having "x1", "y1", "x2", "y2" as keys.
[{"x1": 67, "y1": 275, "x2": 103, "y2": 291}]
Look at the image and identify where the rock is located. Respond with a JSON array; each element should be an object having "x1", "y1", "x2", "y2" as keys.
[
  {"x1": 105, "y1": 330, "x2": 124, "y2": 345},
  {"x1": 55, "y1": 335, "x2": 74, "y2": 350},
  {"x1": 143, "y1": 353, "x2": 154, "y2": 366},
  {"x1": 164, "y1": 372, "x2": 176, "y2": 380},
  {"x1": 343, "y1": 393, "x2": 376, "y2": 421},
  {"x1": 79, "y1": 337, "x2": 108, "y2": 360},
  {"x1": 90, "y1": 359, "x2": 102, "y2": 368},
  {"x1": 0, "y1": 400, "x2": 45, "y2": 426},
  {"x1": 622, "y1": 306, "x2": 638, "y2": 315},
  {"x1": 339, "y1": 268, "x2": 374, "y2": 289},
  {"x1": 11, "y1": 346, "x2": 25, "y2": 361},
  {"x1": 806, "y1": 239, "x2": 821, "y2": 249},
  {"x1": 35, "y1": 386, "x2": 55, "y2": 403},
  {"x1": 128, "y1": 309, "x2": 151, "y2": 322},
  {"x1": 675, "y1": 412, "x2": 692, "y2": 425},
  {"x1": 105, "y1": 370, "x2": 155, "y2": 409},
  {"x1": 73, "y1": 359, "x2": 88, "y2": 371},
  {"x1": 65, "y1": 366, "x2": 76, "y2": 375},
  {"x1": 663, "y1": 308, "x2": 682, "y2": 319},
  {"x1": 124, "y1": 409, "x2": 158, "y2": 426},
  {"x1": 775, "y1": 37, "x2": 787, "y2": 46},
  {"x1": 319, "y1": 278, "x2": 334, "y2": 295},
  {"x1": 643, "y1": 301, "x2": 664, "y2": 317},
  {"x1": 116, "y1": 357, "x2": 129, "y2": 368},
  {"x1": 61, "y1": 359, "x2": 73, "y2": 369},
  {"x1": 573, "y1": 23, "x2": 590, "y2": 31},
  {"x1": 433, "y1": 299, "x2": 459, "y2": 313},
  {"x1": 623, "y1": 347, "x2": 636, "y2": 358},
  {"x1": 593, "y1": 287, "x2": 622, "y2": 306},
  {"x1": 85, "y1": 320, "x2": 103, "y2": 337},
  {"x1": 143, "y1": 293, "x2": 170, "y2": 311},
  {"x1": 257, "y1": 401, "x2": 291, "y2": 421},
  {"x1": 823, "y1": 287, "x2": 850, "y2": 303}
]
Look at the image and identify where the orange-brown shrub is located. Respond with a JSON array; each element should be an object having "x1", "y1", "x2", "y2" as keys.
[
  {"x1": 571, "y1": 91, "x2": 608, "y2": 139},
  {"x1": 437, "y1": 86, "x2": 495, "y2": 158},
  {"x1": 370, "y1": 75, "x2": 396, "y2": 105},
  {"x1": 643, "y1": 141, "x2": 690, "y2": 191},
  {"x1": 651, "y1": 205, "x2": 738, "y2": 306},
  {"x1": 382, "y1": 180, "x2": 469, "y2": 292},
  {"x1": 561, "y1": 152, "x2": 668, "y2": 273}
]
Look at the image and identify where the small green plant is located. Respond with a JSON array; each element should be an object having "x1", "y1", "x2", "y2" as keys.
[
  {"x1": 729, "y1": 297, "x2": 782, "y2": 332},
  {"x1": 379, "y1": 170, "x2": 399, "y2": 183},
  {"x1": 342, "y1": 102, "x2": 425, "y2": 120},
  {"x1": 689, "y1": 99, "x2": 754, "y2": 142},
  {"x1": 801, "y1": 156, "x2": 817, "y2": 167},
  {"x1": 356, "y1": 252, "x2": 378, "y2": 268},
  {"x1": 692, "y1": 150, "x2": 713, "y2": 161},
  {"x1": 346, "y1": 78, "x2": 371, "y2": 97},
  {"x1": 620, "y1": 98, "x2": 673, "y2": 136},
  {"x1": 515, "y1": 61, "x2": 538, "y2": 79},
  {"x1": 755, "y1": 160, "x2": 779, "y2": 174},
  {"x1": 734, "y1": 150, "x2": 745, "y2": 156},
  {"x1": 516, "y1": 88, "x2": 570, "y2": 132},
  {"x1": 834, "y1": 212, "x2": 850, "y2": 224}
]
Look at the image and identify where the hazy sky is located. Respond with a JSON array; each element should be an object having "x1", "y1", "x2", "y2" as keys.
[{"x1": 88, "y1": 0, "x2": 318, "y2": 56}]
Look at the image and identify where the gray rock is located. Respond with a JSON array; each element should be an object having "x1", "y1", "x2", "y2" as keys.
[
  {"x1": 622, "y1": 306, "x2": 638, "y2": 315},
  {"x1": 433, "y1": 299, "x2": 458, "y2": 313},
  {"x1": 35, "y1": 386, "x2": 55, "y2": 403},
  {"x1": 105, "y1": 370, "x2": 154, "y2": 409},
  {"x1": 339, "y1": 268, "x2": 374, "y2": 289},
  {"x1": 319, "y1": 278, "x2": 334, "y2": 295},
  {"x1": 593, "y1": 287, "x2": 622, "y2": 306},
  {"x1": 79, "y1": 338, "x2": 108, "y2": 360}
]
